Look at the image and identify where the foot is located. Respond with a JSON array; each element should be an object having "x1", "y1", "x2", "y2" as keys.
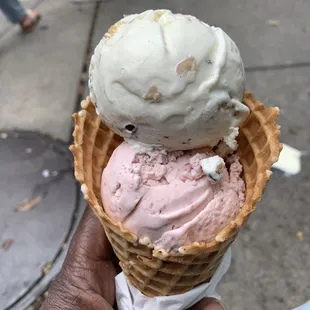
[{"x1": 20, "y1": 10, "x2": 41, "y2": 33}]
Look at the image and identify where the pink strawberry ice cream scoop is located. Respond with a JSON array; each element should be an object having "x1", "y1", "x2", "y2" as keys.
[{"x1": 101, "y1": 142, "x2": 245, "y2": 253}]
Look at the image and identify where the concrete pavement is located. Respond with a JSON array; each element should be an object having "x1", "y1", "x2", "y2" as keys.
[
  {"x1": 0, "y1": 0, "x2": 95, "y2": 141},
  {"x1": 0, "y1": 1, "x2": 93, "y2": 309},
  {"x1": 91, "y1": 0, "x2": 310, "y2": 67},
  {"x1": 1, "y1": 0, "x2": 309, "y2": 309},
  {"x1": 227, "y1": 67, "x2": 310, "y2": 310}
]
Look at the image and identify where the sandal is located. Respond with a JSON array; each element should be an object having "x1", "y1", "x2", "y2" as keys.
[{"x1": 20, "y1": 9, "x2": 41, "y2": 33}]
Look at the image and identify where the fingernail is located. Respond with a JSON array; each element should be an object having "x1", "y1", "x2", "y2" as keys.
[{"x1": 201, "y1": 298, "x2": 227, "y2": 310}]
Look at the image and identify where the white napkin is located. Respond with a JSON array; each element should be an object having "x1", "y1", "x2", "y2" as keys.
[
  {"x1": 273, "y1": 143, "x2": 304, "y2": 175},
  {"x1": 116, "y1": 248, "x2": 231, "y2": 310},
  {"x1": 293, "y1": 300, "x2": 310, "y2": 310}
]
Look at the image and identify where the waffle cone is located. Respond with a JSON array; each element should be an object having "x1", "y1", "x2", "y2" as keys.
[{"x1": 69, "y1": 92, "x2": 281, "y2": 297}]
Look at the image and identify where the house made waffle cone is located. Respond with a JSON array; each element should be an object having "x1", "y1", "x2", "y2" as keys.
[{"x1": 69, "y1": 92, "x2": 281, "y2": 297}]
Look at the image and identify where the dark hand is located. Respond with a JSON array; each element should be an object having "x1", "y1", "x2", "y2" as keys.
[{"x1": 41, "y1": 207, "x2": 226, "y2": 310}]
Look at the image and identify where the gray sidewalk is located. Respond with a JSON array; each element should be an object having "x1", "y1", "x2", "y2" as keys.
[
  {"x1": 0, "y1": 1, "x2": 94, "y2": 309},
  {"x1": 0, "y1": 0, "x2": 95, "y2": 141},
  {"x1": 1, "y1": 0, "x2": 309, "y2": 309}
]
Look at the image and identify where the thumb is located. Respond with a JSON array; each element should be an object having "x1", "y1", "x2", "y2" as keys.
[{"x1": 192, "y1": 298, "x2": 227, "y2": 310}]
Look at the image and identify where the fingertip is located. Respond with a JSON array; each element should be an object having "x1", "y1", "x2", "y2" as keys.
[
  {"x1": 203, "y1": 302, "x2": 225, "y2": 310},
  {"x1": 82, "y1": 205, "x2": 100, "y2": 222},
  {"x1": 79, "y1": 205, "x2": 105, "y2": 235},
  {"x1": 69, "y1": 205, "x2": 113, "y2": 260},
  {"x1": 192, "y1": 298, "x2": 227, "y2": 310}
]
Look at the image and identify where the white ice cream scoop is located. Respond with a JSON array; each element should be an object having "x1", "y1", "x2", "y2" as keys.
[{"x1": 89, "y1": 9, "x2": 249, "y2": 151}]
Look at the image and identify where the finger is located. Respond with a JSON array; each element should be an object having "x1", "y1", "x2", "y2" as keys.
[
  {"x1": 41, "y1": 285, "x2": 114, "y2": 310},
  {"x1": 192, "y1": 298, "x2": 227, "y2": 310},
  {"x1": 75, "y1": 207, "x2": 121, "y2": 272},
  {"x1": 68, "y1": 206, "x2": 113, "y2": 261}
]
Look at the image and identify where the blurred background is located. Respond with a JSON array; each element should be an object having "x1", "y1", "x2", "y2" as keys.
[{"x1": 0, "y1": 0, "x2": 309, "y2": 309}]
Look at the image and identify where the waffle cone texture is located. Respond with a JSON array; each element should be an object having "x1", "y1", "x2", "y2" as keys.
[{"x1": 69, "y1": 92, "x2": 282, "y2": 297}]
